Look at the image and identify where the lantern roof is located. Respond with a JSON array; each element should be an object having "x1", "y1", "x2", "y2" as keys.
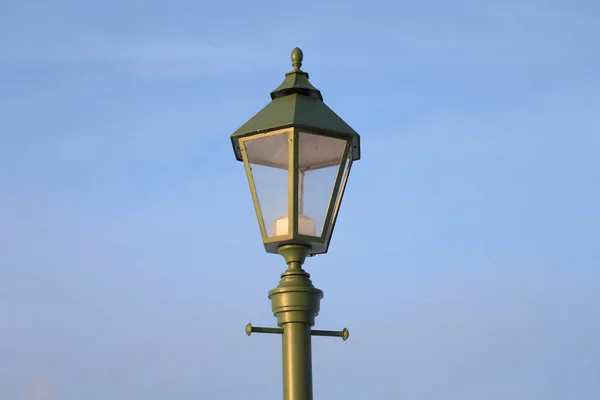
[{"x1": 230, "y1": 48, "x2": 360, "y2": 162}]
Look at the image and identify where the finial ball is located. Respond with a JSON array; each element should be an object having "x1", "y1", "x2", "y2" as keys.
[{"x1": 291, "y1": 47, "x2": 303, "y2": 70}]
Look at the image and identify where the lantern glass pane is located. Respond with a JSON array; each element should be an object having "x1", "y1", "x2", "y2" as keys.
[
  {"x1": 297, "y1": 132, "x2": 347, "y2": 238},
  {"x1": 243, "y1": 131, "x2": 290, "y2": 238},
  {"x1": 324, "y1": 150, "x2": 353, "y2": 241}
]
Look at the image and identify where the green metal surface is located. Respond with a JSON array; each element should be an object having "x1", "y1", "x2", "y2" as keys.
[
  {"x1": 269, "y1": 245, "x2": 321, "y2": 400},
  {"x1": 232, "y1": 49, "x2": 361, "y2": 400},
  {"x1": 290, "y1": 130, "x2": 299, "y2": 240},
  {"x1": 246, "y1": 245, "x2": 350, "y2": 399},
  {"x1": 311, "y1": 328, "x2": 350, "y2": 341},
  {"x1": 282, "y1": 323, "x2": 313, "y2": 400},
  {"x1": 230, "y1": 48, "x2": 360, "y2": 163},
  {"x1": 271, "y1": 48, "x2": 322, "y2": 101},
  {"x1": 232, "y1": 48, "x2": 361, "y2": 256},
  {"x1": 246, "y1": 323, "x2": 350, "y2": 341},
  {"x1": 246, "y1": 323, "x2": 282, "y2": 336},
  {"x1": 238, "y1": 127, "x2": 353, "y2": 256},
  {"x1": 291, "y1": 47, "x2": 303, "y2": 71},
  {"x1": 239, "y1": 132, "x2": 272, "y2": 243},
  {"x1": 320, "y1": 142, "x2": 351, "y2": 247},
  {"x1": 322, "y1": 151, "x2": 354, "y2": 254},
  {"x1": 231, "y1": 94, "x2": 360, "y2": 162}
]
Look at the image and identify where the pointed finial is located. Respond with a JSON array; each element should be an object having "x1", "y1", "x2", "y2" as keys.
[{"x1": 291, "y1": 47, "x2": 303, "y2": 71}]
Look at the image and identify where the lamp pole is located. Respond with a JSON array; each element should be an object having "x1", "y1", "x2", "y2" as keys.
[
  {"x1": 232, "y1": 47, "x2": 359, "y2": 400},
  {"x1": 270, "y1": 245, "x2": 322, "y2": 400}
]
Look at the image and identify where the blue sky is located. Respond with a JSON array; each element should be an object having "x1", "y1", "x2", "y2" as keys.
[{"x1": 1, "y1": 0, "x2": 599, "y2": 399}]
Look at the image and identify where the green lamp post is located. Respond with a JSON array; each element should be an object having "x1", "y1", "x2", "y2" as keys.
[{"x1": 230, "y1": 47, "x2": 360, "y2": 400}]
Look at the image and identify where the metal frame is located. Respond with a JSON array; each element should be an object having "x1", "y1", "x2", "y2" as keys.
[
  {"x1": 239, "y1": 128, "x2": 294, "y2": 244},
  {"x1": 290, "y1": 128, "x2": 299, "y2": 239},
  {"x1": 319, "y1": 140, "x2": 351, "y2": 243},
  {"x1": 323, "y1": 151, "x2": 353, "y2": 254},
  {"x1": 240, "y1": 127, "x2": 354, "y2": 255},
  {"x1": 234, "y1": 48, "x2": 362, "y2": 400}
]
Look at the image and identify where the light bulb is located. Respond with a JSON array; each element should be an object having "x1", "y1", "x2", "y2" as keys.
[{"x1": 274, "y1": 214, "x2": 317, "y2": 236}]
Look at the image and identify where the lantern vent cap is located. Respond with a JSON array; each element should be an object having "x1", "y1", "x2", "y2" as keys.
[{"x1": 270, "y1": 47, "x2": 323, "y2": 101}]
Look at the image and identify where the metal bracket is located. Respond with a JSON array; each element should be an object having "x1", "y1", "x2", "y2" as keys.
[{"x1": 245, "y1": 323, "x2": 349, "y2": 341}]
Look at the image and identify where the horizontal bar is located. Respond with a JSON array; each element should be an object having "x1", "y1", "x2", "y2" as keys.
[
  {"x1": 312, "y1": 328, "x2": 350, "y2": 341},
  {"x1": 246, "y1": 323, "x2": 283, "y2": 336},
  {"x1": 246, "y1": 323, "x2": 349, "y2": 341}
]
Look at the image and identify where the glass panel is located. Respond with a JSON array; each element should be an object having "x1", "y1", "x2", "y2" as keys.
[
  {"x1": 324, "y1": 151, "x2": 352, "y2": 241},
  {"x1": 243, "y1": 131, "x2": 290, "y2": 238},
  {"x1": 297, "y1": 132, "x2": 347, "y2": 237}
]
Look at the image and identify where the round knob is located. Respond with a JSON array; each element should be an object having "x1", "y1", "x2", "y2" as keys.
[{"x1": 342, "y1": 328, "x2": 350, "y2": 341}]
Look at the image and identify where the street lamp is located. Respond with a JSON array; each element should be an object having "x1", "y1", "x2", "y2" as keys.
[{"x1": 230, "y1": 47, "x2": 360, "y2": 400}]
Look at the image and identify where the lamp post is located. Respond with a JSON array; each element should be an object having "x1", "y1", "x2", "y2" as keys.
[{"x1": 230, "y1": 47, "x2": 361, "y2": 400}]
